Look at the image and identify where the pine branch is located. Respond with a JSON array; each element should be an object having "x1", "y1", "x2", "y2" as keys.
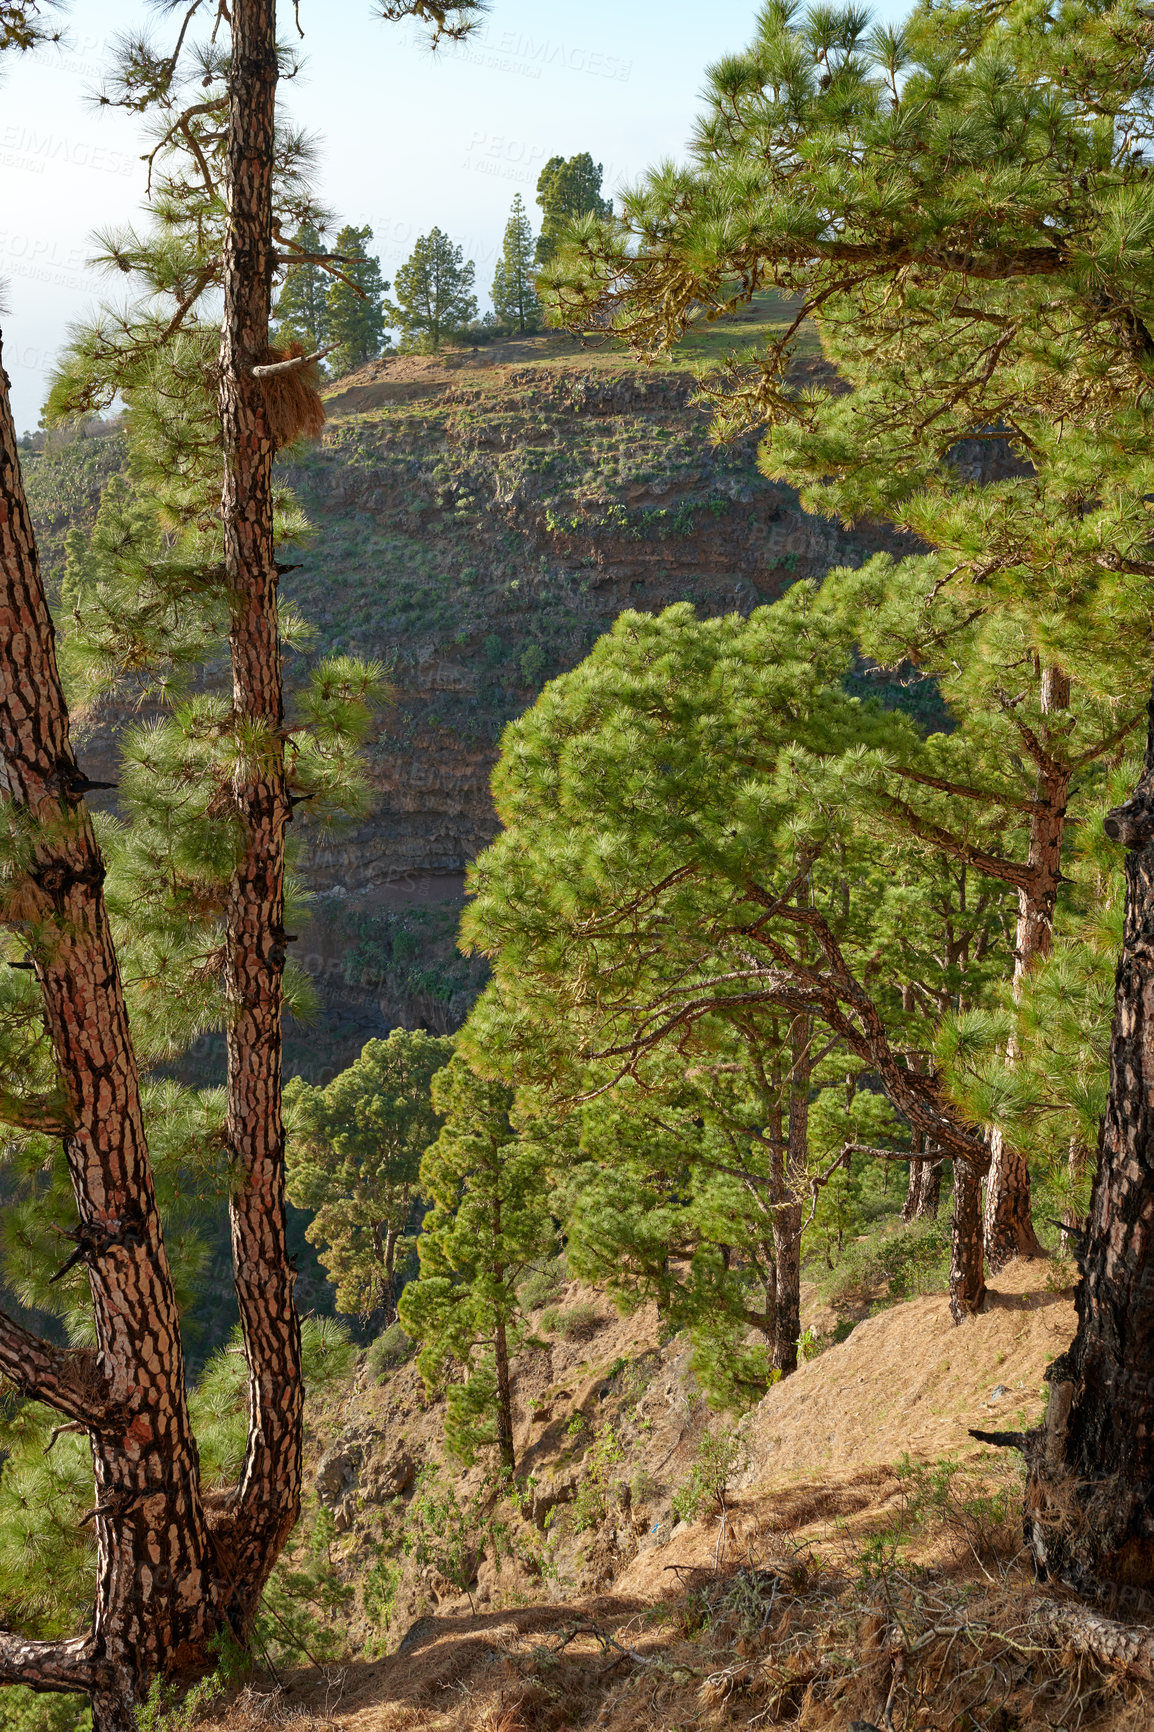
[
  {"x1": 0, "y1": 1088, "x2": 75, "y2": 1136},
  {"x1": 0, "y1": 1632, "x2": 99, "y2": 1694},
  {"x1": 891, "y1": 763, "x2": 1038, "y2": 813},
  {"x1": 0, "y1": 1310, "x2": 112, "y2": 1426},
  {"x1": 870, "y1": 789, "x2": 1034, "y2": 889}
]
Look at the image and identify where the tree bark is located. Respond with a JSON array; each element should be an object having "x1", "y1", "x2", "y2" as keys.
[
  {"x1": 494, "y1": 1313, "x2": 515, "y2": 1474},
  {"x1": 382, "y1": 1221, "x2": 400, "y2": 1326},
  {"x1": 771, "y1": 1015, "x2": 809, "y2": 1376},
  {"x1": 984, "y1": 669, "x2": 1071, "y2": 1270},
  {"x1": 217, "y1": 0, "x2": 303, "y2": 1617},
  {"x1": 1024, "y1": 698, "x2": 1154, "y2": 1587},
  {"x1": 1, "y1": 340, "x2": 217, "y2": 1729},
  {"x1": 949, "y1": 1157, "x2": 987, "y2": 1322}
]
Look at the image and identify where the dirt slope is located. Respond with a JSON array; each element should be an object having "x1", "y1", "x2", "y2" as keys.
[{"x1": 202, "y1": 1255, "x2": 1154, "y2": 1732}]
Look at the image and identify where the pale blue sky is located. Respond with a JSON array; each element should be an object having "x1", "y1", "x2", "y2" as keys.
[{"x1": 1, "y1": 0, "x2": 908, "y2": 430}]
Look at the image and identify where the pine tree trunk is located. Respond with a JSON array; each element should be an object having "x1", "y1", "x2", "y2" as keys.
[
  {"x1": 949, "y1": 1157, "x2": 987, "y2": 1322},
  {"x1": 494, "y1": 1316, "x2": 515, "y2": 1474},
  {"x1": 1025, "y1": 701, "x2": 1154, "y2": 1586},
  {"x1": 771, "y1": 1016, "x2": 809, "y2": 1376},
  {"x1": 217, "y1": 0, "x2": 303, "y2": 1616},
  {"x1": 0, "y1": 341, "x2": 218, "y2": 1728},
  {"x1": 382, "y1": 1222, "x2": 400, "y2": 1326},
  {"x1": 902, "y1": 1131, "x2": 925, "y2": 1221},
  {"x1": 983, "y1": 668, "x2": 1070, "y2": 1271}
]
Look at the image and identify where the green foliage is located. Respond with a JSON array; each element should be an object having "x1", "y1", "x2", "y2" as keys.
[
  {"x1": 822, "y1": 1215, "x2": 953, "y2": 1317},
  {"x1": 535, "y1": 153, "x2": 612, "y2": 266},
  {"x1": 571, "y1": 1422, "x2": 625, "y2": 1532},
  {"x1": 0, "y1": 1697, "x2": 89, "y2": 1732},
  {"x1": 365, "y1": 1322, "x2": 415, "y2": 1379},
  {"x1": 671, "y1": 1426, "x2": 750, "y2": 1523},
  {"x1": 518, "y1": 1254, "x2": 566, "y2": 1312},
  {"x1": 398, "y1": 1057, "x2": 555, "y2": 1465},
  {"x1": 273, "y1": 220, "x2": 332, "y2": 358},
  {"x1": 402, "y1": 1465, "x2": 512, "y2": 1609},
  {"x1": 285, "y1": 1029, "x2": 454, "y2": 1317},
  {"x1": 491, "y1": 196, "x2": 541, "y2": 334},
  {"x1": 539, "y1": 1301, "x2": 599, "y2": 1341},
  {"x1": 256, "y1": 1503, "x2": 355, "y2": 1668},
  {"x1": 362, "y1": 1553, "x2": 401, "y2": 1643},
  {"x1": 385, "y1": 228, "x2": 477, "y2": 350},
  {"x1": 324, "y1": 224, "x2": 389, "y2": 376}
]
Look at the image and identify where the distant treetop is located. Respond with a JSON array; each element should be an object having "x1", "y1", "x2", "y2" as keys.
[{"x1": 535, "y1": 152, "x2": 612, "y2": 266}]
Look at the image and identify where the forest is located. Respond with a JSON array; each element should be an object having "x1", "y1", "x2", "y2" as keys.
[{"x1": 2, "y1": 0, "x2": 1154, "y2": 1730}]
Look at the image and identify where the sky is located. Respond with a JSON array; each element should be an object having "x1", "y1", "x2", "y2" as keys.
[{"x1": 1, "y1": 0, "x2": 905, "y2": 432}]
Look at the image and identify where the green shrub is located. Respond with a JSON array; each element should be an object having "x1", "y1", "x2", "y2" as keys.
[
  {"x1": 539, "y1": 1301, "x2": 599, "y2": 1340},
  {"x1": 0, "y1": 1693, "x2": 90, "y2": 1732},
  {"x1": 572, "y1": 1423, "x2": 626, "y2": 1532},
  {"x1": 672, "y1": 1426, "x2": 750, "y2": 1523},
  {"x1": 519, "y1": 1255, "x2": 566, "y2": 1312},
  {"x1": 822, "y1": 1216, "x2": 951, "y2": 1314},
  {"x1": 519, "y1": 642, "x2": 548, "y2": 686},
  {"x1": 366, "y1": 1323, "x2": 415, "y2": 1380}
]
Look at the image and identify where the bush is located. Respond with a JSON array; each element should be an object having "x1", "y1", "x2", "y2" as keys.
[
  {"x1": 539, "y1": 1301, "x2": 600, "y2": 1341},
  {"x1": 821, "y1": 1215, "x2": 951, "y2": 1315},
  {"x1": 672, "y1": 1426, "x2": 750, "y2": 1523},
  {"x1": 572, "y1": 1423, "x2": 626, "y2": 1532},
  {"x1": 519, "y1": 1255, "x2": 566, "y2": 1312},
  {"x1": 519, "y1": 642, "x2": 548, "y2": 686},
  {"x1": 366, "y1": 1322, "x2": 414, "y2": 1380}
]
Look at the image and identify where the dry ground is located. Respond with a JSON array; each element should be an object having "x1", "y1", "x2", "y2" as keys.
[{"x1": 193, "y1": 1258, "x2": 1154, "y2": 1731}]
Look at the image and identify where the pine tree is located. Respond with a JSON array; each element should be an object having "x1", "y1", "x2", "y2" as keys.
[
  {"x1": 272, "y1": 220, "x2": 331, "y2": 357},
  {"x1": 543, "y1": 0, "x2": 1154, "y2": 1589},
  {"x1": 534, "y1": 152, "x2": 611, "y2": 265},
  {"x1": 398, "y1": 1057, "x2": 554, "y2": 1473},
  {"x1": 384, "y1": 228, "x2": 477, "y2": 351},
  {"x1": 0, "y1": 0, "x2": 483, "y2": 1721},
  {"x1": 490, "y1": 196, "x2": 540, "y2": 335},
  {"x1": 285, "y1": 1030, "x2": 453, "y2": 1323},
  {"x1": 460, "y1": 592, "x2": 1004, "y2": 1326},
  {"x1": 323, "y1": 224, "x2": 389, "y2": 376}
]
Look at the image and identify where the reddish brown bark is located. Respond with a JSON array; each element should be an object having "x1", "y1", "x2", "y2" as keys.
[
  {"x1": 217, "y1": 0, "x2": 303, "y2": 1608},
  {"x1": 1026, "y1": 699, "x2": 1154, "y2": 1587},
  {"x1": 0, "y1": 337, "x2": 218, "y2": 1727}
]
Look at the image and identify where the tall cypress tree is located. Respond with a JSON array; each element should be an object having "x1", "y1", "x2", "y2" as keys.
[
  {"x1": 491, "y1": 196, "x2": 540, "y2": 335},
  {"x1": 324, "y1": 224, "x2": 389, "y2": 376}
]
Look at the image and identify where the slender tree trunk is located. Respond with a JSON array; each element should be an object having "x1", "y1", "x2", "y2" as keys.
[
  {"x1": 903, "y1": 1141, "x2": 943, "y2": 1221},
  {"x1": 217, "y1": 0, "x2": 303, "y2": 1618},
  {"x1": 382, "y1": 1221, "x2": 400, "y2": 1326},
  {"x1": 1060, "y1": 1137, "x2": 1088, "y2": 1257},
  {"x1": 984, "y1": 668, "x2": 1071, "y2": 1270},
  {"x1": 494, "y1": 1314, "x2": 515, "y2": 1474},
  {"x1": 0, "y1": 340, "x2": 217, "y2": 1728},
  {"x1": 949, "y1": 1157, "x2": 987, "y2": 1323},
  {"x1": 771, "y1": 1015, "x2": 809, "y2": 1376},
  {"x1": 1026, "y1": 701, "x2": 1154, "y2": 1586}
]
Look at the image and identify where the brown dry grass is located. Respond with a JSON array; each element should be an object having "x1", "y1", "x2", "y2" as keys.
[{"x1": 198, "y1": 1468, "x2": 1154, "y2": 1732}]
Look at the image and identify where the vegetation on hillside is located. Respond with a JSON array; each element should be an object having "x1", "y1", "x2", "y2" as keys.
[{"x1": 8, "y1": 0, "x2": 1154, "y2": 1724}]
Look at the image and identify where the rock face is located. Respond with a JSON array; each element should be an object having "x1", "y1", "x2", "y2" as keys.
[{"x1": 278, "y1": 357, "x2": 916, "y2": 897}]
